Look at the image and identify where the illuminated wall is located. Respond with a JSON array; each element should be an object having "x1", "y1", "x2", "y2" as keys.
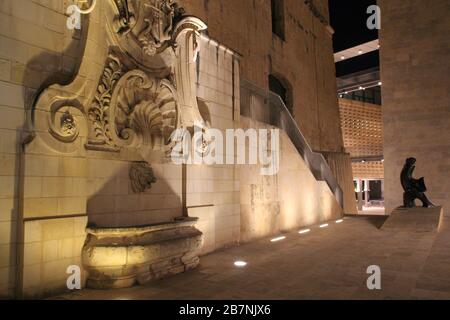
[
  {"x1": 379, "y1": 0, "x2": 450, "y2": 214},
  {"x1": 0, "y1": 0, "x2": 343, "y2": 298}
]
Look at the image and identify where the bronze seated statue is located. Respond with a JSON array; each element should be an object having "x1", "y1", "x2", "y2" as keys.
[{"x1": 400, "y1": 157, "x2": 434, "y2": 208}]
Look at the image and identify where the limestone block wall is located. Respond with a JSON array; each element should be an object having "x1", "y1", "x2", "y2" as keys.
[
  {"x1": 181, "y1": 0, "x2": 344, "y2": 154},
  {"x1": 239, "y1": 117, "x2": 342, "y2": 242},
  {"x1": 322, "y1": 152, "x2": 358, "y2": 215},
  {"x1": 188, "y1": 35, "x2": 241, "y2": 255},
  {"x1": 193, "y1": 35, "x2": 342, "y2": 244},
  {"x1": 379, "y1": 0, "x2": 450, "y2": 214},
  {"x1": 0, "y1": 0, "x2": 86, "y2": 299}
]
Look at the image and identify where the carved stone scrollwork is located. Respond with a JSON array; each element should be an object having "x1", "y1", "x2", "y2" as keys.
[
  {"x1": 113, "y1": 0, "x2": 134, "y2": 32},
  {"x1": 114, "y1": 0, "x2": 185, "y2": 57},
  {"x1": 129, "y1": 161, "x2": 157, "y2": 193},
  {"x1": 136, "y1": 0, "x2": 184, "y2": 55},
  {"x1": 86, "y1": 54, "x2": 179, "y2": 153},
  {"x1": 86, "y1": 55, "x2": 124, "y2": 151},
  {"x1": 30, "y1": 0, "x2": 208, "y2": 158},
  {"x1": 47, "y1": 98, "x2": 85, "y2": 144}
]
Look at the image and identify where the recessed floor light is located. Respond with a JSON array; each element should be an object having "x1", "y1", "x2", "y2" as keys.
[
  {"x1": 336, "y1": 219, "x2": 344, "y2": 224},
  {"x1": 271, "y1": 236, "x2": 286, "y2": 242},
  {"x1": 234, "y1": 261, "x2": 247, "y2": 267},
  {"x1": 299, "y1": 229, "x2": 311, "y2": 234},
  {"x1": 319, "y1": 224, "x2": 329, "y2": 228}
]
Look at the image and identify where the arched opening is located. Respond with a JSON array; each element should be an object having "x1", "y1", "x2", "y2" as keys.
[{"x1": 269, "y1": 74, "x2": 293, "y2": 114}]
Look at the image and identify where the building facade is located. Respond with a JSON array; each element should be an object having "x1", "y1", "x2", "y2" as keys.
[
  {"x1": 0, "y1": 0, "x2": 352, "y2": 298},
  {"x1": 339, "y1": 97, "x2": 384, "y2": 212},
  {"x1": 379, "y1": 0, "x2": 450, "y2": 215}
]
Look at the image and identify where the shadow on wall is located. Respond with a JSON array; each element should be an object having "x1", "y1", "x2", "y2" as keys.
[
  {"x1": 197, "y1": 98, "x2": 212, "y2": 126},
  {"x1": 86, "y1": 162, "x2": 183, "y2": 228},
  {"x1": 22, "y1": 16, "x2": 90, "y2": 121},
  {"x1": 7, "y1": 16, "x2": 90, "y2": 298}
]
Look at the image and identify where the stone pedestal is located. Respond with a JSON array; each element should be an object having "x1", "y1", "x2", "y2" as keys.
[
  {"x1": 382, "y1": 206, "x2": 444, "y2": 232},
  {"x1": 82, "y1": 217, "x2": 203, "y2": 289}
]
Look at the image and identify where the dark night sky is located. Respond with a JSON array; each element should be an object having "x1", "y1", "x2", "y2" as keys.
[{"x1": 328, "y1": 0, "x2": 379, "y2": 76}]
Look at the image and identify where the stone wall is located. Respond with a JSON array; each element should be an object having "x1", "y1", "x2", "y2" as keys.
[
  {"x1": 0, "y1": 0, "x2": 86, "y2": 299},
  {"x1": 181, "y1": 0, "x2": 344, "y2": 153},
  {"x1": 186, "y1": 35, "x2": 241, "y2": 255},
  {"x1": 379, "y1": 0, "x2": 450, "y2": 214},
  {"x1": 322, "y1": 152, "x2": 358, "y2": 215},
  {"x1": 239, "y1": 117, "x2": 342, "y2": 242}
]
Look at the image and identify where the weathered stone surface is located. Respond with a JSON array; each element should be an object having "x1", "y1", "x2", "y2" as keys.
[
  {"x1": 182, "y1": 0, "x2": 343, "y2": 154},
  {"x1": 382, "y1": 207, "x2": 444, "y2": 233},
  {"x1": 379, "y1": 0, "x2": 450, "y2": 215},
  {"x1": 82, "y1": 217, "x2": 203, "y2": 289}
]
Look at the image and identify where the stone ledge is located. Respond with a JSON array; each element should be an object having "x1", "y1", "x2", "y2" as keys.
[
  {"x1": 382, "y1": 206, "x2": 444, "y2": 233},
  {"x1": 82, "y1": 217, "x2": 203, "y2": 289}
]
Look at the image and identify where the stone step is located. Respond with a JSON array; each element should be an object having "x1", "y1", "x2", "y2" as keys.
[{"x1": 382, "y1": 206, "x2": 444, "y2": 232}]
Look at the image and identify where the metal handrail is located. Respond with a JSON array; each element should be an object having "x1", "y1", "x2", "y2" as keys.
[
  {"x1": 240, "y1": 79, "x2": 343, "y2": 208},
  {"x1": 268, "y1": 93, "x2": 343, "y2": 208}
]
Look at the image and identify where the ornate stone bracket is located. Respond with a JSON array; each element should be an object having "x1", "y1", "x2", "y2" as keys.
[{"x1": 29, "y1": 0, "x2": 207, "y2": 161}]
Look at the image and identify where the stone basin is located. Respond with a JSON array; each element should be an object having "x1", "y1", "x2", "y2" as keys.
[{"x1": 82, "y1": 217, "x2": 203, "y2": 289}]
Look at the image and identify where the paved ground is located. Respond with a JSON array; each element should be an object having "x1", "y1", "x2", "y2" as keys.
[{"x1": 54, "y1": 215, "x2": 450, "y2": 300}]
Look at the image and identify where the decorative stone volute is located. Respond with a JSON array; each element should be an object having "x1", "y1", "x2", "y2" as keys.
[{"x1": 29, "y1": 0, "x2": 208, "y2": 160}]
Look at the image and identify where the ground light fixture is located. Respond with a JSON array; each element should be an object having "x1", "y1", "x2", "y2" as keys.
[
  {"x1": 270, "y1": 236, "x2": 286, "y2": 242},
  {"x1": 319, "y1": 223, "x2": 329, "y2": 228},
  {"x1": 335, "y1": 219, "x2": 344, "y2": 224},
  {"x1": 298, "y1": 229, "x2": 311, "y2": 234},
  {"x1": 234, "y1": 261, "x2": 248, "y2": 267}
]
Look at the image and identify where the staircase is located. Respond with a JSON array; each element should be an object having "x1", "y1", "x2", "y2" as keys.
[{"x1": 240, "y1": 79, "x2": 344, "y2": 208}]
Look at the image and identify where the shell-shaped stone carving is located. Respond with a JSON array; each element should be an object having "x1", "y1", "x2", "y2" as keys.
[{"x1": 129, "y1": 80, "x2": 178, "y2": 151}]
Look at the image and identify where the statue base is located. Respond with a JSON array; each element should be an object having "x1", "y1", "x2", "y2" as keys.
[
  {"x1": 382, "y1": 206, "x2": 444, "y2": 232},
  {"x1": 82, "y1": 217, "x2": 203, "y2": 289}
]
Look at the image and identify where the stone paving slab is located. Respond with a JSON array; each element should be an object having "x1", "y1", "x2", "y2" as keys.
[
  {"x1": 382, "y1": 207, "x2": 444, "y2": 232},
  {"x1": 53, "y1": 216, "x2": 450, "y2": 300}
]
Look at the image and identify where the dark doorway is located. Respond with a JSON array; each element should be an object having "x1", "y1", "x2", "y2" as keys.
[{"x1": 369, "y1": 180, "x2": 383, "y2": 200}]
